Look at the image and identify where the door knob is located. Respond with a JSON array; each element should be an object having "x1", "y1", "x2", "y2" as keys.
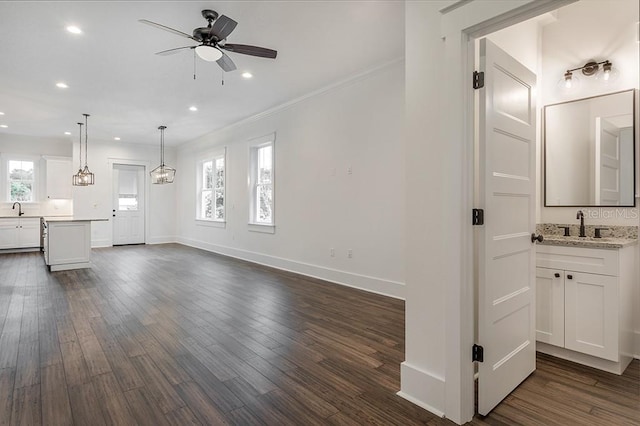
[
  {"x1": 531, "y1": 233, "x2": 544, "y2": 243},
  {"x1": 567, "y1": 274, "x2": 573, "y2": 280},
  {"x1": 554, "y1": 273, "x2": 560, "y2": 278}
]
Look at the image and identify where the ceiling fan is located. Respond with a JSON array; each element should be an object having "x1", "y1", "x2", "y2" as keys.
[{"x1": 139, "y1": 9, "x2": 277, "y2": 72}]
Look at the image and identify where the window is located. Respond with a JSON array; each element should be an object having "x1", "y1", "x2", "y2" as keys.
[
  {"x1": 197, "y1": 150, "x2": 225, "y2": 221},
  {"x1": 249, "y1": 134, "x2": 275, "y2": 228},
  {"x1": 8, "y1": 159, "x2": 36, "y2": 202}
]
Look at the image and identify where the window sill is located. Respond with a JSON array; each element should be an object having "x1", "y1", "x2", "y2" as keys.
[
  {"x1": 248, "y1": 223, "x2": 275, "y2": 234},
  {"x1": 195, "y1": 219, "x2": 226, "y2": 229}
]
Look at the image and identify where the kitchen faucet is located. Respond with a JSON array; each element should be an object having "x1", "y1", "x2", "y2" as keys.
[
  {"x1": 12, "y1": 202, "x2": 24, "y2": 217},
  {"x1": 576, "y1": 210, "x2": 586, "y2": 237}
]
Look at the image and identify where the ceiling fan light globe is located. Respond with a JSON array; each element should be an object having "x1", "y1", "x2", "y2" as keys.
[{"x1": 195, "y1": 45, "x2": 223, "y2": 62}]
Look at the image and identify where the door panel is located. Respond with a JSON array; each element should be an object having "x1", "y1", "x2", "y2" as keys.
[
  {"x1": 595, "y1": 117, "x2": 621, "y2": 205},
  {"x1": 112, "y1": 164, "x2": 145, "y2": 245},
  {"x1": 565, "y1": 271, "x2": 618, "y2": 361},
  {"x1": 535, "y1": 267, "x2": 564, "y2": 347},
  {"x1": 477, "y1": 39, "x2": 537, "y2": 416}
]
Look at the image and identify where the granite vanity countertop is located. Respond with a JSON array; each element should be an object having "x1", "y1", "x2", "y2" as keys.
[{"x1": 539, "y1": 235, "x2": 638, "y2": 249}]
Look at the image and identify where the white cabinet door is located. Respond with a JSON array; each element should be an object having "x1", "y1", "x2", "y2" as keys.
[
  {"x1": 535, "y1": 267, "x2": 565, "y2": 347},
  {"x1": 0, "y1": 219, "x2": 20, "y2": 249},
  {"x1": 564, "y1": 271, "x2": 618, "y2": 361},
  {"x1": 45, "y1": 158, "x2": 73, "y2": 199},
  {"x1": 19, "y1": 218, "x2": 41, "y2": 248}
]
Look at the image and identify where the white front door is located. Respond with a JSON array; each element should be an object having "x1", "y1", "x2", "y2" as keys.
[
  {"x1": 477, "y1": 39, "x2": 537, "y2": 416},
  {"x1": 595, "y1": 117, "x2": 621, "y2": 205},
  {"x1": 112, "y1": 164, "x2": 145, "y2": 245}
]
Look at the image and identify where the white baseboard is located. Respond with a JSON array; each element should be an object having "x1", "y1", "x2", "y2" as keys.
[
  {"x1": 398, "y1": 362, "x2": 446, "y2": 418},
  {"x1": 147, "y1": 236, "x2": 176, "y2": 245},
  {"x1": 91, "y1": 238, "x2": 111, "y2": 248},
  {"x1": 176, "y1": 236, "x2": 405, "y2": 299}
]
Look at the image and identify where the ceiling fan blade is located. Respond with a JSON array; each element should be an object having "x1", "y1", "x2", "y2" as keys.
[
  {"x1": 155, "y1": 46, "x2": 195, "y2": 56},
  {"x1": 210, "y1": 15, "x2": 238, "y2": 40},
  {"x1": 216, "y1": 52, "x2": 237, "y2": 72},
  {"x1": 139, "y1": 19, "x2": 200, "y2": 41},
  {"x1": 221, "y1": 44, "x2": 277, "y2": 59}
]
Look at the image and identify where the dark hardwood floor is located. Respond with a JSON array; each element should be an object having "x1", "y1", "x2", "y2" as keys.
[{"x1": 0, "y1": 244, "x2": 638, "y2": 425}]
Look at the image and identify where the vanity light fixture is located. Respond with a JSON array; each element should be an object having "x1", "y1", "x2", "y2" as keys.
[
  {"x1": 150, "y1": 125, "x2": 176, "y2": 184},
  {"x1": 558, "y1": 59, "x2": 619, "y2": 91}
]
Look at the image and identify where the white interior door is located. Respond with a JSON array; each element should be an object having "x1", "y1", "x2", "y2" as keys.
[
  {"x1": 595, "y1": 117, "x2": 620, "y2": 205},
  {"x1": 112, "y1": 164, "x2": 145, "y2": 245},
  {"x1": 477, "y1": 39, "x2": 537, "y2": 416}
]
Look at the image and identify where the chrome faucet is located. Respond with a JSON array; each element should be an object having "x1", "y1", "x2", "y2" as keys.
[
  {"x1": 576, "y1": 210, "x2": 586, "y2": 237},
  {"x1": 12, "y1": 202, "x2": 24, "y2": 217}
]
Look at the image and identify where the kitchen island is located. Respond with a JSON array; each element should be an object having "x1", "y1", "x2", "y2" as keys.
[{"x1": 43, "y1": 217, "x2": 108, "y2": 271}]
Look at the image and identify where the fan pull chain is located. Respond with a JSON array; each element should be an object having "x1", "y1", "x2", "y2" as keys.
[
  {"x1": 193, "y1": 50, "x2": 197, "y2": 80},
  {"x1": 221, "y1": 69, "x2": 224, "y2": 86}
]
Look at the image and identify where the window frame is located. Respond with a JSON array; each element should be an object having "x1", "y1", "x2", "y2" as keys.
[
  {"x1": 196, "y1": 147, "x2": 226, "y2": 225},
  {"x1": 3, "y1": 154, "x2": 40, "y2": 204},
  {"x1": 248, "y1": 133, "x2": 276, "y2": 233}
]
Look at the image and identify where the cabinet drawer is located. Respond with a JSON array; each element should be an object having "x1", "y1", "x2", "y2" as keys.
[{"x1": 536, "y1": 245, "x2": 618, "y2": 276}]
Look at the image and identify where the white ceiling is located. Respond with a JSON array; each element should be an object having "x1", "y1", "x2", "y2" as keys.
[{"x1": 0, "y1": 1, "x2": 404, "y2": 146}]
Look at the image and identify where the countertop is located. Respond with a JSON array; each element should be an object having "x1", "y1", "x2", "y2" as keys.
[
  {"x1": 539, "y1": 235, "x2": 638, "y2": 249},
  {"x1": 44, "y1": 217, "x2": 109, "y2": 222},
  {"x1": 0, "y1": 215, "x2": 108, "y2": 222}
]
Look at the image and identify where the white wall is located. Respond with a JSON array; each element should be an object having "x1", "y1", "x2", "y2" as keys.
[
  {"x1": 72, "y1": 140, "x2": 176, "y2": 246},
  {"x1": 0, "y1": 133, "x2": 74, "y2": 217},
  {"x1": 540, "y1": 0, "x2": 640, "y2": 225},
  {"x1": 175, "y1": 61, "x2": 405, "y2": 298}
]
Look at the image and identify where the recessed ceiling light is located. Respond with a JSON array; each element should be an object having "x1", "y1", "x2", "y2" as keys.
[
  {"x1": 0, "y1": 125, "x2": 8, "y2": 128},
  {"x1": 189, "y1": 106, "x2": 198, "y2": 112},
  {"x1": 114, "y1": 137, "x2": 121, "y2": 141},
  {"x1": 66, "y1": 26, "x2": 82, "y2": 34},
  {"x1": 242, "y1": 72, "x2": 253, "y2": 79},
  {"x1": 0, "y1": 112, "x2": 4, "y2": 115},
  {"x1": 64, "y1": 131, "x2": 71, "y2": 135},
  {"x1": 56, "y1": 82, "x2": 69, "y2": 89}
]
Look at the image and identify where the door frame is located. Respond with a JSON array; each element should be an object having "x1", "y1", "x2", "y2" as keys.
[
  {"x1": 440, "y1": 0, "x2": 577, "y2": 423},
  {"x1": 107, "y1": 158, "x2": 150, "y2": 246}
]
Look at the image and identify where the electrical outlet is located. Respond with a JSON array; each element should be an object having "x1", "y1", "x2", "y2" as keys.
[
  {"x1": 330, "y1": 248, "x2": 335, "y2": 257},
  {"x1": 347, "y1": 249, "x2": 353, "y2": 258}
]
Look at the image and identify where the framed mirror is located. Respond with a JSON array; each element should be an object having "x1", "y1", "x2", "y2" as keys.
[{"x1": 544, "y1": 89, "x2": 636, "y2": 207}]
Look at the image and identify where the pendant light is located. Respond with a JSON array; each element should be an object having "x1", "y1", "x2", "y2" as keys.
[
  {"x1": 150, "y1": 125, "x2": 176, "y2": 184},
  {"x1": 72, "y1": 121, "x2": 87, "y2": 186},
  {"x1": 80, "y1": 113, "x2": 95, "y2": 185}
]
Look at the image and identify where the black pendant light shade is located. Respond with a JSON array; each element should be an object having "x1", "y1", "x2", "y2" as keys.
[{"x1": 150, "y1": 125, "x2": 175, "y2": 184}]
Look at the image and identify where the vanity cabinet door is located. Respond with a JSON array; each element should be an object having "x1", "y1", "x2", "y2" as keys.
[
  {"x1": 535, "y1": 267, "x2": 564, "y2": 347},
  {"x1": 564, "y1": 271, "x2": 618, "y2": 361}
]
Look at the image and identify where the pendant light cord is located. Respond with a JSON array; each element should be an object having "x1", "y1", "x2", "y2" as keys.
[
  {"x1": 83, "y1": 114, "x2": 90, "y2": 167},
  {"x1": 77, "y1": 122, "x2": 83, "y2": 168}
]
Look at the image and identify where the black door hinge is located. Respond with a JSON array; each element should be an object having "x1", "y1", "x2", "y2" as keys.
[
  {"x1": 472, "y1": 344, "x2": 484, "y2": 362},
  {"x1": 473, "y1": 71, "x2": 485, "y2": 89},
  {"x1": 472, "y1": 208, "x2": 484, "y2": 226}
]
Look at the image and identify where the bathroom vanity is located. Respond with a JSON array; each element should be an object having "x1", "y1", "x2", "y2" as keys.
[{"x1": 535, "y1": 231, "x2": 637, "y2": 374}]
